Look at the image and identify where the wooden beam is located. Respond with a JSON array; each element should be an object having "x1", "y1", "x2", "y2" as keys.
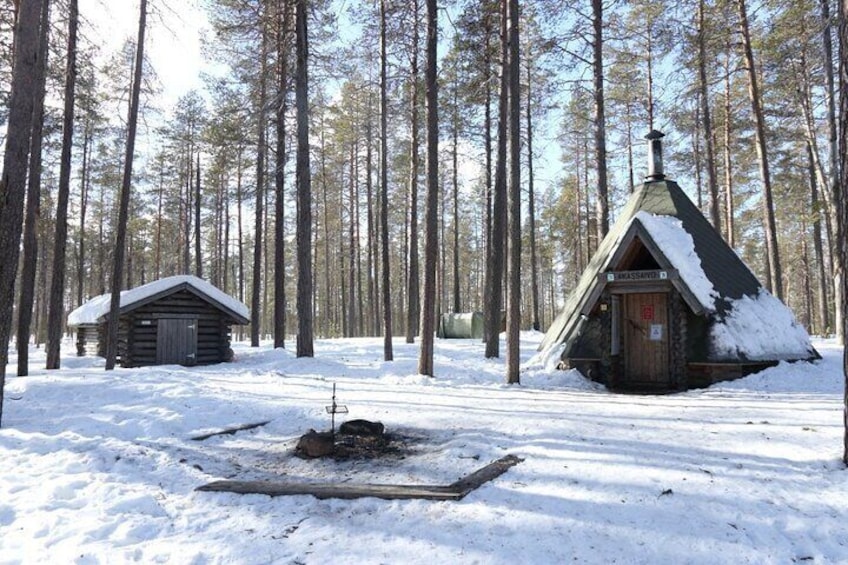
[
  {"x1": 196, "y1": 454, "x2": 524, "y2": 501},
  {"x1": 191, "y1": 420, "x2": 271, "y2": 441}
]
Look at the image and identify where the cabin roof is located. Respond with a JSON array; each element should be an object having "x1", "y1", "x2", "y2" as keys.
[
  {"x1": 68, "y1": 275, "x2": 250, "y2": 327},
  {"x1": 539, "y1": 179, "x2": 814, "y2": 363}
]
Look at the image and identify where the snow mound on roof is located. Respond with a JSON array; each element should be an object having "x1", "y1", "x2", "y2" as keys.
[
  {"x1": 67, "y1": 275, "x2": 249, "y2": 326},
  {"x1": 710, "y1": 289, "x2": 813, "y2": 361},
  {"x1": 634, "y1": 211, "x2": 718, "y2": 312}
]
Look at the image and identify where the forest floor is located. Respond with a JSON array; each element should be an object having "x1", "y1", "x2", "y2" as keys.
[{"x1": 1, "y1": 332, "x2": 846, "y2": 564}]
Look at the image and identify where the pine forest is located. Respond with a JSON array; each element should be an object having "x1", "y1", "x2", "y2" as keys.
[{"x1": 0, "y1": 0, "x2": 847, "y2": 392}]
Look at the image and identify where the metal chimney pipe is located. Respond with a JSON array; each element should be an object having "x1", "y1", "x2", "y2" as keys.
[{"x1": 645, "y1": 129, "x2": 665, "y2": 181}]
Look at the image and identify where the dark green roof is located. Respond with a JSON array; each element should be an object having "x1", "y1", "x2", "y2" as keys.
[{"x1": 539, "y1": 179, "x2": 762, "y2": 354}]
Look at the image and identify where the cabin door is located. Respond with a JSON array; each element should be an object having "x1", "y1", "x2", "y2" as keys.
[
  {"x1": 156, "y1": 318, "x2": 198, "y2": 365},
  {"x1": 622, "y1": 292, "x2": 669, "y2": 387}
]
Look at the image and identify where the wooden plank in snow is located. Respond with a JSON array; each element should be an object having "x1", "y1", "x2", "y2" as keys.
[
  {"x1": 196, "y1": 454, "x2": 524, "y2": 501},
  {"x1": 191, "y1": 420, "x2": 271, "y2": 441}
]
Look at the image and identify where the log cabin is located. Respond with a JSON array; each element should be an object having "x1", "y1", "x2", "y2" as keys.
[{"x1": 68, "y1": 275, "x2": 249, "y2": 367}]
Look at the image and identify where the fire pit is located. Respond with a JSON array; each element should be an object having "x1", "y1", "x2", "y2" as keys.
[{"x1": 295, "y1": 419, "x2": 401, "y2": 460}]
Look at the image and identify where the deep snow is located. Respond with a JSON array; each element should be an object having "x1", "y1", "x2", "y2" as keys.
[{"x1": 1, "y1": 333, "x2": 846, "y2": 564}]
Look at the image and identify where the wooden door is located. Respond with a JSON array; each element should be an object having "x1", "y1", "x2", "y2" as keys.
[
  {"x1": 622, "y1": 293, "x2": 669, "y2": 386},
  {"x1": 156, "y1": 319, "x2": 198, "y2": 365}
]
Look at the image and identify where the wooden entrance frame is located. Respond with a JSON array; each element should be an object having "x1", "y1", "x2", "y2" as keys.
[
  {"x1": 596, "y1": 274, "x2": 688, "y2": 392},
  {"x1": 586, "y1": 226, "x2": 699, "y2": 392}
]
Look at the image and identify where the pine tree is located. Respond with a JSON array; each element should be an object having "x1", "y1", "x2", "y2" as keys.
[
  {"x1": 105, "y1": 0, "x2": 147, "y2": 371},
  {"x1": 0, "y1": 0, "x2": 46, "y2": 425},
  {"x1": 46, "y1": 0, "x2": 80, "y2": 370}
]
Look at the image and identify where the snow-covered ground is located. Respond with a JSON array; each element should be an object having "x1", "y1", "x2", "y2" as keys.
[{"x1": 1, "y1": 333, "x2": 846, "y2": 564}]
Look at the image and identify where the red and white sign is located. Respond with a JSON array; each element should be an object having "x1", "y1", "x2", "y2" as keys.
[{"x1": 641, "y1": 305, "x2": 654, "y2": 321}]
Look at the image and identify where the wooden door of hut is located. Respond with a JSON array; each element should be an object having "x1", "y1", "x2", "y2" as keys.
[
  {"x1": 156, "y1": 318, "x2": 198, "y2": 365},
  {"x1": 622, "y1": 293, "x2": 669, "y2": 388}
]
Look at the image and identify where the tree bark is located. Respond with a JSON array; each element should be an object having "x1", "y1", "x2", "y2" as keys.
[
  {"x1": 251, "y1": 16, "x2": 269, "y2": 347},
  {"x1": 195, "y1": 152, "x2": 202, "y2": 277},
  {"x1": 295, "y1": 0, "x2": 313, "y2": 357},
  {"x1": 46, "y1": 0, "x2": 79, "y2": 370},
  {"x1": 592, "y1": 0, "x2": 609, "y2": 240},
  {"x1": 737, "y1": 0, "x2": 782, "y2": 299},
  {"x1": 484, "y1": 0, "x2": 508, "y2": 359},
  {"x1": 821, "y1": 0, "x2": 842, "y2": 343},
  {"x1": 365, "y1": 92, "x2": 377, "y2": 336},
  {"x1": 697, "y1": 0, "x2": 720, "y2": 232},
  {"x1": 406, "y1": 0, "x2": 420, "y2": 343},
  {"x1": 526, "y1": 48, "x2": 539, "y2": 332},
  {"x1": 417, "y1": 0, "x2": 438, "y2": 376},
  {"x1": 452, "y1": 72, "x2": 460, "y2": 314},
  {"x1": 379, "y1": 0, "x2": 393, "y2": 360},
  {"x1": 837, "y1": 0, "x2": 848, "y2": 466},
  {"x1": 505, "y1": 0, "x2": 520, "y2": 385},
  {"x1": 347, "y1": 144, "x2": 357, "y2": 337},
  {"x1": 274, "y1": 0, "x2": 289, "y2": 349},
  {"x1": 77, "y1": 123, "x2": 91, "y2": 306},
  {"x1": 16, "y1": 0, "x2": 49, "y2": 377},
  {"x1": 723, "y1": 48, "x2": 735, "y2": 248},
  {"x1": 105, "y1": 0, "x2": 147, "y2": 371},
  {"x1": 808, "y1": 141, "x2": 829, "y2": 334}
]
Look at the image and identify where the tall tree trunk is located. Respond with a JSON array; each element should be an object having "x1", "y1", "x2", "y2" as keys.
[
  {"x1": 723, "y1": 49, "x2": 735, "y2": 247},
  {"x1": 452, "y1": 74, "x2": 460, "y2": 314},
  {"x1": 295, "y1": 0, "x2": 313, "y2": 357},
  {"x1": 822, "y1": 0, "x2": 842, "y2": 344},
  {"x1": 274, "y1": 0, "x2": 289, "y2": 348},
  {"x1": 105, "y1": 0, "x2": 147, "y2": 371},
  {"x1": 195, "y1": 152, "x2": 202, "y2": 277},
  {"x1": 379, "y1": 0, "x2": 393, "y2": 360},
  {"x1": 77, "y1": 124, "x2": 91, "y2": 306},
  {"x1": 406, "y1": 0, "x2": 420, "y2": 343},
  {"x1": 484, "y1": 12, "x2": 493, "y2": 282},
  {"x1": 694, "y1": 100, "x2": 703, "y2": 210},
  {"x1": 484, "y1": 0, "x2": 508, "y2": 358},
  {"x1": 417, "y1": 0, "x2": 438, "y2": 376},
  {"x1": 252, "y1": 16, "x2": 268, "y2": 347},
  {"x1": 237, "y1": 147, "x2": 245, "y2": 310},
  {"x1": 347, "y1": 144, "x2": 356, "y2": 336},
  {"x1": 46, "y1": 0, "x2": 78, "y2": 370},
  {"x1": 16, "y1": 0, "x2": 50, "y2": 377},
  {"x1": 592, "y1": 0, "x2": 609, "y2": 240},
  {"x1": 737, "y1": 0, "x2": 782, "y2": 299},
  {"x1": 183, "y1": 156, "x2": 191, "y2": 273},
  {"x1": 526, "y1": 50, "x2": 539, "y2": 331},
  {"x1": 505, "y1": 0, "x2": 520, "y2": 384},
  {"x1": 365, "y1": 93, "x2": 376, "y2": 336},
  {"x1": 794, "y1": 49, "x2": 831, "y2": 333},
  {"x1": 808, "y1": 141, "x2": 829, "y2": 334},
  {"x1": 697, "y1": 0, "x2": 721, "y2": 232},
  {"x1": 646, "y1": 31, "x2": 654, "y2": 131},
  {"x1": 320, "y1": 124, "x2": 332, "y2": 336},
  {"x1": 837, "y1": 0, "x2": 848, "y2": 465}
]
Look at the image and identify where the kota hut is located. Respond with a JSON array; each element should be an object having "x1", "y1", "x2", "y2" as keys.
[
  {"x1": 68, "y1": 275, "x2": 249, "y2": 367},
  {"x1": 538, "y1": 131, "x2": 817, "y2": 392}
]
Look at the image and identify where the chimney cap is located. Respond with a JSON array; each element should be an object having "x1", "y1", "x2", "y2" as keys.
[{"x1": 645, "y1": 129, "x2": 665, "y2": 140}]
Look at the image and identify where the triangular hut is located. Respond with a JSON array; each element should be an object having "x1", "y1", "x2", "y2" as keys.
[{"x1": 539, "y1": 131, "x2": 817, "y2": 392}]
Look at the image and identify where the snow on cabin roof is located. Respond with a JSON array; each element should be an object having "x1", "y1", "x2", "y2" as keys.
[
  {"x1": 67, "y1": 275, "x2": 250, "y2": 326},
  {"x1": 633, "y1": 211, "x2": 718, "y2": 313},
  {"x1": 710, "y1": 289, "x2": 814, "y2": 361},
  {"x1": 634, "y1": 211, "x2": 814, "y2": 361}
]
